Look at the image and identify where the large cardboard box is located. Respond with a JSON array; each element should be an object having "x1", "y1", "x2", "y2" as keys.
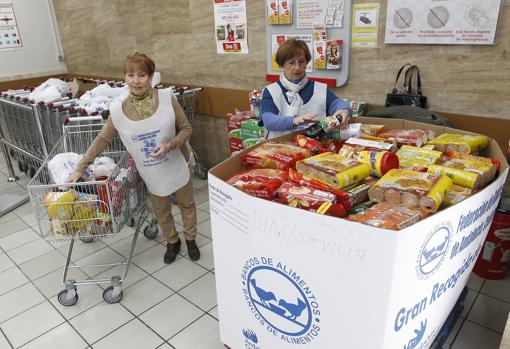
[{"x1": 208, "y1": 117, "x2": 509, "y2": 349}]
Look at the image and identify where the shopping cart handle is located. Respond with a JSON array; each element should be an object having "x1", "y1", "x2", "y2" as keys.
[{"x1": 64, "y1": 115, "x2": 105, "y2": 125}]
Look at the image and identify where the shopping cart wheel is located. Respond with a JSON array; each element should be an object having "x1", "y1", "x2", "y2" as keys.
[
  {"x1": 170, "y1": 193, "x2": 177, "y2": 204},
  {"x1": 103, "y1": 286, "x2": 123, "y2": 304},
  {"x1": 194, "y1": 166, "x2": 207, "y2": 180},
  {"x1": 58, "y1": 289, "x2": 78, "y2": 306},
  {"x1": 78, "y1": 230, "x2": 94, "y2": 243},
  {"x1": 127, "y1": 217, "x2": 135, "y2": 227},
  {"x1": 143, "y1": 223, "x2": 159, "y2": 240}
]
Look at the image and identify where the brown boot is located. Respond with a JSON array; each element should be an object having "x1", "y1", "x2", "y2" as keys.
[
  {"x1": 164, "y1": 239, "x2": 181, "y2": 264},
  {"x1": 186, "y1": 239, "x2": 200, "y2": 261}
]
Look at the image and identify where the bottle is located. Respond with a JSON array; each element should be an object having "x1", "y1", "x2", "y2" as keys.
[{"x1": 304, "y1": 115, "x2": 342, "y2": 140}]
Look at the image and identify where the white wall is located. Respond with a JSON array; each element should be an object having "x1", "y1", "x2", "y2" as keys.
[{"x1": 0, "y1": 0, "x2": 67, "y2": 81}]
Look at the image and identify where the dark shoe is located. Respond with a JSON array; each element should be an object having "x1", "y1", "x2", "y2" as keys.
[
  {"x1": 186, "y1": 239, "x2": 200, "y2": 261},
  {"x1": 164, "y1": 239, "x2": 181, "y2": 264}
]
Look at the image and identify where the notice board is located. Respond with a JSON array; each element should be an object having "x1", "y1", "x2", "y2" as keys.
[{"x1": 265, "y1": 0, "x2": 353, "y2": 87}]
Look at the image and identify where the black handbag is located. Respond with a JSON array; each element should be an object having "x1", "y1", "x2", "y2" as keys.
[{"x1": 385, "y1": 63, "x2": 428, "y2": 109}]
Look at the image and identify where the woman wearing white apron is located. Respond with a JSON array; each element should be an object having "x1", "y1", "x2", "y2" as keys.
[
  {"x1": 260, "y1": 39, "x2": 353, "y2": 139},
  {"x1": 70, "y1": 53, "x2": 200, "y2": 264}
]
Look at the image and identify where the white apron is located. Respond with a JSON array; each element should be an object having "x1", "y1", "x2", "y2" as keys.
[
  {"x1": 265, "y1": 81, "x2": 327, "y2": 139},
  {"x1": 110, "y1": 89, "x2": 190, "y2": 196}
]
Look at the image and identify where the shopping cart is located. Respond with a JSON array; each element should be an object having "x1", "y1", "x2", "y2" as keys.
[
  {"x1": 27, "y1": 119, "x2": 152, "y2": 306},
  {"x1": 0, "y1": 90, "x2": 48, "y2": 180},
  {"x1": 174, "y1": 87, "x2": 207, "y2": 180}
]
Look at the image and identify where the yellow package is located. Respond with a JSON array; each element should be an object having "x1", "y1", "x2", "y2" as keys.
[
  {"x1": 396, "y1": 145, "x2": 442, "y2": 170},
  {"x1": 427, "y1": 133, "x2": 489, "y2": 154},
  {"x1": 368, "y1": 169, "x2": 452, "y2": 212},
  {"x1": 296, "y1": 152, "x2": 371, "y2": 189},
  {"x1": 443, "y1": 184, "x2": 473, "y2": 207},
  {"x1": 428, "y1": 158, "x2": 494, "y2": 189},
  {"x1": 356, "y1": 150, "x2": 399, "y2": 178},
  {"x1": 267, "y1": 0, "x2": 279, "y2": 24},
  {"x1": 278, "y1": 0, "x2": 292, "y2": 24},
  {"x1": 313, "y1": 41, "x2": 327, "y2": 69},
  {"x1": 361, "y1": 124, "x2": 386, "y2": 136},
  {"x1": 46, "y1": 190, "x2": 78, "y2": 221}
]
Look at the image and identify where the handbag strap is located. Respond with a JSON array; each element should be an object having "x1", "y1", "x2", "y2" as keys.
[
  {"x1": 392, "y1": 63, "x2": 413, "y2": 93},
  {"x1": 404, "y1": 65, "x2": 423, "y2": 95}
]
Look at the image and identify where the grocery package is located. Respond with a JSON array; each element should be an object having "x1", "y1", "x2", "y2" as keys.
[
  {"x1": 278, "y1": 0, "x2": 293, "y2": 24},
  {"x1": 276, "y1": 182, "x2": 347, "y2": 218},
  {"x1": 288, "y1": 168, "x2": 370, "y2": 210},
  {"x1": 344, "y1": 137, "x2": 397, "y2": 153},
  {"x1": 249, "y1": 90, "x2": 262, "y2": 118},
  {"x1": 428, "y1": 158, "x2": 496, "y2": 190},
  {"x1": 444, "y1": 150, "x2": 501, "y2": 174},
  {"x1": 378, "y1": 129, "x2": 433, "y2": 147},
  {"x1": 427, "y1": 133, "x2": 489, "y2": 154},
  {"x1": 396, "y1": 145, "x2": 443, "y2": 171},
  {"x1": 347, "y1": 200, "x2": 376, "y2": 215},
  {"x1": 442, "y1": 184, "x2": 473, "y2": 207},
  {"x1": 241, "y1": 119, "x2": 265, "y2": 148},
  {"x1": 242, "y1": 142, "x2": 310, "y2": 170},
  {"x1": 326, "y1": 39, "x2": 342, "y2": 70},
  {"x1": 227, "y1": 111, "x2": 257, "y2": 153},
  {"x1": 347, "y1": 202, "x2": 429, "y2": 230},
  {"x1": 355, "y1": 150, "x2": 399, "y2": 178},
  {"x1": 295, "y1": 135, "x2": 327, "y2": 155},
  {"x1": 368, "y1": 169, "x2": 452, "y2": 212},
  {"x1": 227, "y1": 169, "x2": 287, "y2": 200},
  {"x1": 361, "y1": 124, "x2": 386, "y2": 136},
  {"x1": 296, "y1": 152, "x2": 371, "y2": 189},
  {"x1": 328, "y1": 123, "x2": 362, "y2": 141},
  {"x1": 45, "y1": 190, "x2": 78, "y2": 221}
]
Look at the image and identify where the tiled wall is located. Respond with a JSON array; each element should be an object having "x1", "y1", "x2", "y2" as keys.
[{"x1": 52, "y1": 0, "x2": 510, "y2": 118}]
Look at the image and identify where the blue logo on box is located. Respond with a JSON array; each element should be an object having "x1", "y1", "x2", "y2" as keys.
[
  {"x1": 241, "y1": 257, "x2": 321, "y2": 344},
  {"x1": 416, "y1": 223, "x2": 452, "y2": 279},
  {"x1": 404, "y1": 319, "x2": 427, "y2": 349}
]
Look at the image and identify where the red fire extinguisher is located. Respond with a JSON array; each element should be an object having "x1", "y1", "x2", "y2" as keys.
[{"x1": 473, "y1": 199, "x2": 510, "y2": 280}]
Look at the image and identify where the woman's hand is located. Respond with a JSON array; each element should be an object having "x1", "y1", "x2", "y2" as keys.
[
  {"x1": 333, "y1": 109, "x2": 351, "y2": 130},
  {"x1": 150, "y1": 140, "x2": 179, "y2": 159},
  {"x1": 293, "y1": 113, "x2": 318, "y2": 126}
]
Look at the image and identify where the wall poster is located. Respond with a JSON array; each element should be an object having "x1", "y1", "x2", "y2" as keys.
[
  {"x1": 385, "y1": 0, "x2": 502, "y2": 45},
  {"x1": 0, "y1": 3, "x2": 22, "y2": 50},
  {"x1": 214, "y1": 0, "x2": 248, "y2": 54}
]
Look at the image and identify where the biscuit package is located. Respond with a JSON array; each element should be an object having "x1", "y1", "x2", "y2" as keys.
[{"x1": 242, "y1": 142, "x2": 310, "y2": 170}]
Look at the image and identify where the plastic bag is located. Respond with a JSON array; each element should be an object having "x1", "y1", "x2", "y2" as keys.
[{"x1": 48, "y1": 152, "x2": 94, "y2": 187}]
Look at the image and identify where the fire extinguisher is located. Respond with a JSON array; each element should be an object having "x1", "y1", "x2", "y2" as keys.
[{"x1": 473, "y1": 198, "x2": 510, "y2": 280}]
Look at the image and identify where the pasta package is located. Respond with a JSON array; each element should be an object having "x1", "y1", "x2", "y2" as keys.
[
  {"x1": 378, "y1": 129, "x2": 433, "y2": 148},
  {"x1": 295, "y1": 135, "x2": 327, "y2": 155},
  {"x1": 361, "y1": 124, "x2": 386, "y2": 136},
  {"x1": 347, "y1": 202, "x2": 429, "y2": 230},
  {"x1": 428, "y1": 158, "x2": 495, "y2": 190},
  {"x1": 296, "y1": 152, "x2": 371, "y2": 189},
  {"x1": 396, "y1": 145, "x2": 443, "y2": 171},
  {"x1": 442, "y1": 184, "x2": 473, "y2": 207},
  {"x1": 242, "y1": 142, "x2": 310, "y2": 170},
  {"x1": 276, "y1": 182, "x2": 347, "y2": 218},
  {"x1": 368, "y1": 169, "x2": 452, "y2": 212},
  {"x1": 344, "y1": 137, "x2": 397, "y2": 153},
  {"x1": 45, "y1": 190, "x2": 79, "y2": 221},
  {"x1": 427, "y1": 133, "x2": 489, "y2": 154},
  {"x1": 227, "y1": 168, "x2": 287, "y2": 200},
  {"x1": 444, "y1": 150, "x2": 501, "y2": 174},
  {"x1": 356, "y1": 150, "x2": 400, "y2": 178}
]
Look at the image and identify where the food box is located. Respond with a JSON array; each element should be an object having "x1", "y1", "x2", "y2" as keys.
[{"x1": 208, "y1": 117, "x2": 508, "y2": 349}]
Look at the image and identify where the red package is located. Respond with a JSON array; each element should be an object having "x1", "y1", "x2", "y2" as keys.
[
  {"x1": 227, "y1": 169, "x2": 287, "y2": 200},
  {"x1": 277, "y1": 181, "x2": 347, "y2": 218},
  {"x1": 295, "y1": 135, "x2": 327, "y2": 155},
  {"x1": 242, "y1": 142, "x2": 310, "y2": 170},
  {"x1": 347, "y1": 202, "x2": 428, "y2": 230},
  {"x1": 378, "y1": 129, "x2": 429, "y2": 147}
]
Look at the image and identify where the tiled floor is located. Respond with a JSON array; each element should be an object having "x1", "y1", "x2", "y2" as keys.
[{"x1": 0, "y1": 156, "x2": 509, "y2": 349}]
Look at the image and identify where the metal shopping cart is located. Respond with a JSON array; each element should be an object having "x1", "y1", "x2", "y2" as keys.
[
  {"x1": 27, "y1": 120, "x2": 152, "y2": 306},
  {"x1": 174, "y1": 87, "x2": 207, "y2": 180}
]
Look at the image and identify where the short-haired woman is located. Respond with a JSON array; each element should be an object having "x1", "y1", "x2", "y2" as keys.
[
  {"x1": 69, "y1": 53, "x2": 200, "y2": 264},
  {"x1": 260, "y1": 38, "x2": 352, "y2": 139}
]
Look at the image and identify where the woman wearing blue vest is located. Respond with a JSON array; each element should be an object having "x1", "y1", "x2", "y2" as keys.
[{"x1": 260, "y1": 39, "x2": 352, "y2": 139}]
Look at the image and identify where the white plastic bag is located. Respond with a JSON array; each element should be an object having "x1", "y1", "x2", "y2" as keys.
[{"x1": 48, "y1": 152, "x2": 94, "y2": 186}]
